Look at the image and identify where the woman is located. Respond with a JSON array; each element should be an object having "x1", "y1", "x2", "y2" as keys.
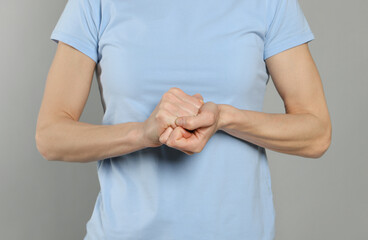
[{"x1": 36, "y1": 0, "x2": 331, "y2": 239}]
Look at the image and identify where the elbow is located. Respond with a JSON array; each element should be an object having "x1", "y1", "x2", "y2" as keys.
[
  {"x1": 35, "y1": 128, "x2": 60, "y2": 161},
  {"x1": 307, "y1": 121, "x2": 332, "y2": 159},
  {"x1": 35, "y1": 126, "x2": 84, "y2": 163}
]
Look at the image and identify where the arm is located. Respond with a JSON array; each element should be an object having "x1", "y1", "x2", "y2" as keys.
[
  {"x1": 35, "y1": 42, "x2": 148, "y2": 163},
  {"x1": 217, "y1": 43, "x2": 332, "y2": 158}
]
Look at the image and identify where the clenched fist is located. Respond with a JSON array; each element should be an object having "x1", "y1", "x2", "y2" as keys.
[
  {"x1": 142, "y1": 87, "x2": 204, "y2": 148},
  {"x1": 159, "y1": 101, "x2": 221, "y2": 155}
]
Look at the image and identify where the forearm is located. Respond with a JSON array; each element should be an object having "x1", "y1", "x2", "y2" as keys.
[
  {"x1": 36, "y1": 117, "x2": 148, "y2": 163},
  {"x1": 217, "y1": 104, "x2": 331, "y2": 158}
]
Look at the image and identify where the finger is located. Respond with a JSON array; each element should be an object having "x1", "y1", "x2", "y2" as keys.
[
  {"x1": 165, "y1": 127, "x2": 183, "y2": 148},
  {"x1": 192, "y1": 93, "x2": 204, "y2": 104},
  {"x1": 169, "y1": 87, "x2": 204, "y2": 109},
  {"x1": 167, "y1": 126, "x2": 191, "y2": 142},
  {"x1": 163, "y1": 93, "x2": 200, "y2": 118},
  {"x1": 162, "y1": 107, "x2": 199, "y2": 130},
  {"x1": 158, "y1": 108, "x2": 180, "y2": 129},
  {"x1": 166, "y1": 100, "x2": 198, "y2": 119},
  {"x1": 175, "y1": 112, "x2": 214, "y2": 130},
  {"x1": 182, "y1": 149, "x2": 195, "y2": 155},
  {"x1": 166, "y1": 127, "x2": 198, "y2": 152},
  {"x1": 180, "y1": 127, "x2": 192, "y2": 139},
  {"x1": 159, "y1": 126, "x2": 173, "y2": 144},
  {"x1": 191, "y1": 94, "x2": 204, "y2": 116}
]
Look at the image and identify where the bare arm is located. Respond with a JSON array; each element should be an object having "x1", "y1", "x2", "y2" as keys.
[
  {"x1": 35, "y1": 42, "x2": 148, "y2": 163},
  {"x1": 217, "y1": 43, "x2": 332, "y2": 158}
]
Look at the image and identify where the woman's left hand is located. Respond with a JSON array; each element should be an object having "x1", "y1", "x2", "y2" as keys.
[{"x1": 159, "y1": 101, "x2": 221, "y2": 155}]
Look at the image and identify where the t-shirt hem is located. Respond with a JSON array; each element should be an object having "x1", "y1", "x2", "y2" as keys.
[
  {"x1": 50, "y1": 31, "x2": 98, "y2": 63},
  {"x1": 263, "y1": 31, "x2": 315, "y2": 60}
]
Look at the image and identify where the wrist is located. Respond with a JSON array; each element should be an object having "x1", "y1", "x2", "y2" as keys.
[
  {"x1": 135, "y1": 121, "x2": 152, "y2": 149},
  {"x1": 136, "y1": 121, "x2": 162, "y2": 149},
  {"x1": 217, "y1": 104, "x2": 236, "y2": 131}
]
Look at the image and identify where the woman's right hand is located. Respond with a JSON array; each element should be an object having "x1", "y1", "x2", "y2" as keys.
[{"x1": 142, "y1": 87, "x2": 204, "y2": 148}]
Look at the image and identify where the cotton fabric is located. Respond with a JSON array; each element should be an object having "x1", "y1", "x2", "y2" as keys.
[{"x1": 50, "y1": 0, "x2": 314, "y2": 239}]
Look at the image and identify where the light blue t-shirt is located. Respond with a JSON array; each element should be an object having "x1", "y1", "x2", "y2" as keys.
[{"x1": 51, "y1": 0, "x2": 314, "y2": 239}]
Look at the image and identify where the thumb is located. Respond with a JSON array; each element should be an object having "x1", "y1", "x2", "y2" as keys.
[{"x1": 175, "y1": 113, "x2": 212, "y2": 130}]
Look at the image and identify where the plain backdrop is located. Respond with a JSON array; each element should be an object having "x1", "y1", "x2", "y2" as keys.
[{"x1": 1, "y1": 0, "x2": 367, "y2": 239}]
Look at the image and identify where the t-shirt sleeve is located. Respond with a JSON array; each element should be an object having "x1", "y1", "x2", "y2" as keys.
[
  {"x1": 50, "y1": 0, "x2": 101, "y2": 63},
  {"x1": 263, "y1": 0, "x2": 315, "y2": 60}
]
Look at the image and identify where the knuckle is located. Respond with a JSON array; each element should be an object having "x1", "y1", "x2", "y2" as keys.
[
  {"x1": 166, "y1": 139, "x2": 174, "y2": 147},
  {"x1": 185, "y1": 118, "x2": 192, "y2": 127},
  {"x1": 196, "y1": 93, "x2": 204, "y2": 101},
  {"x1": 154, "y1": 110, "x2": 166, "y2": 121},
  {"x1": 161, "y1": 92, "x2": 170, "y2": 100},
  {"x1": 198, "y1": 98, "x2": 204, "y2": 106},
  {"x1": 160, "y1": 101, "x2": 171, "y2": 111},
  {"x1": 193, "y1": 148, "x2": 200, "y2": 153},
  {"x1": 161, "y1": 92, "x2": 170, "y2": 101},
  {"x1": 160, "y1": 101, "x2": 168, "y2": 109},
  {"x1": 194, "y1": 145, "x2": 204, "y2": 153},
  {"x1": 169, "y1": 87, "x2": 182, "y2": 95},
  {"x1": 159, "y1": 135, "x2": 166, "y2": 144},
  {"x1": 154, "y1": 112, "x2": 161, "y2": 121},
  {"x1": 162, "y1": 91, "x2": 176, "y2": 102},
  {"x1": 169, "y1": 87, "x2": 178, "y2": 92}
]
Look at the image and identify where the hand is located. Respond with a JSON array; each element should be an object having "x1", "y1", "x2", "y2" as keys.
[
  {"x1": 159, "y1": 101, "x2": 221, "y2": 155},
  {"x1": 142, "y1": 87, "x2": 204, "y2": 148}
]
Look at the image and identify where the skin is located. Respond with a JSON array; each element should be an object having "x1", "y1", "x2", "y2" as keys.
[
  {"x1": 163, "y1": 43, "x2": 332, "y2": 158},
  {"x1": 35, "y1": 41, "x2": 331, "y2": 162},
  {"x1": 35, "y1": 41, "x2": 203, "y2": 162},
  {"x1": 142, "y1": 87, "x2": 205, "y2": 155},
  {"x1": 159, "y1": 101, "x2": 221, "y2": 155}
]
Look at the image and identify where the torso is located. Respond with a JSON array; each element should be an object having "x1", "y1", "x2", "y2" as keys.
[{"x1": 86, "y1": 0, "x2": 275, "y2": 239}]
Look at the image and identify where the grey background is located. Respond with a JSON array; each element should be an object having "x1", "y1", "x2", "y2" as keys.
[{"x1": 1, "y1": 0, "x2": 367, "y2": 239}]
